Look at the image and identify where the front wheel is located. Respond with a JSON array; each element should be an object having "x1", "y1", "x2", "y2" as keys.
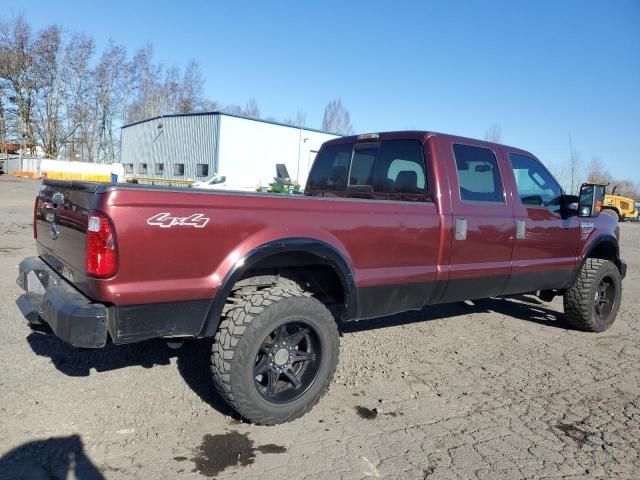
[
  {"x1": 211, "y1": 284, "x2": 339, "y2": 425},
  {"x1": 563, "y1": 258, "x2": 622, "y2": 332}
]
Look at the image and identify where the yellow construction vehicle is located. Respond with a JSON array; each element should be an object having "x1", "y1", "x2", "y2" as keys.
[{"x1": 601, "y1": 187, "x2": 638, "y2": 222}]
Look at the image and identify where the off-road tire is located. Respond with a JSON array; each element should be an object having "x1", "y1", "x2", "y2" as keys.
[
  {"x1": 601, "y1": 208, "x2": 619, "y2": 222},
  {"x1": 211, "y1": 281, "x2": 339, "y2": 425},
  {"x1": 563, "y1": 258, "x2": 622, "y2": 332}
]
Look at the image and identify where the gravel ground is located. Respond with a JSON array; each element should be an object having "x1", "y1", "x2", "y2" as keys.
[{"x1": 0, "y1": 175, "x2": 638, "y2": 480}]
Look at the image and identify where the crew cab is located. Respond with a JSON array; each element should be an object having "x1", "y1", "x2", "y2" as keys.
[{"x1": 16, "y1": 131, "x2": 626, "y2": 425}]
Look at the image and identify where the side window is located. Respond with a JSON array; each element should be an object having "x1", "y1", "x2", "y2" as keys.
[
  {"x1": 509, "y1": 154, "x2": 562, "y2": 214},
  {"x1": 155, "y1": 163, "x2": 164, "y2": 175},
  {"x1": 138, "y1": 163, "x2": 148, "y2": 175},
  {"x1": 125, "y1": 164, "x2": 133, "y2": 174},
  {"x1": 374, "y1": 140, "x2": 426, "y2": 194},
  {"x1": 174, "y1": 163, "x2": 185, "y2": 176},
  {"x1": 307, "y1": 144, "x2": 352, "y2": 191},
  {"x1": 348, "y1": 145, "x2": 377, "y2": 187},
  {"x1": 453, "y1": 144, "x2": 504, "y2": 203}
]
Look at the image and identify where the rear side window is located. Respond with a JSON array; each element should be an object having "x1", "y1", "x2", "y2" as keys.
[
  {"x1": 453, "y1": 144, "x2": 504, "y2": 203},
  {"x1": 374, "y1": 140, "x2": 426, "y2": 194},
  {"x1": 307, "y1": 144, "x2": 352, "y2": 191}
]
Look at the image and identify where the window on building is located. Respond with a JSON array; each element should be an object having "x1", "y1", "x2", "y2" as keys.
[
  {"x1": 174, "y1": 163, "x2": 185, "y2": 176},
  {"x1": 125, "y1": 164, "x2": 133, "y2": 174},
  {"x1": 373, "y1": 140, "x2": 426, "y2": 194},
  {"x1": 453, "y1": 144, "x2": 504, "y2": 203},
  {"x1": 197, "y1": 164, "x2": 209, "y2": 177},
  {"x1": 307, "y1": 143, "x2": 352, "y2": 191},
  {"x1": 510, "y1": 153, "x2": 562, "y2": 214},
  {"x1": 155, "y1": 163, "x2": 164, "y2": 176},
  {"x1": 138, "y1": 163, "x2": 148, "y2": 175}
]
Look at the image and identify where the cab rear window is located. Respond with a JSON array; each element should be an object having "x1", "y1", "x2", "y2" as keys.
[{"x1": 307, "y1": 140, "x2": 427, "y2": 197}]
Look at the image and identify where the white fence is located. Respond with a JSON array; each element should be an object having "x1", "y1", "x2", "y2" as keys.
[
  {"x1": 2, "y1": 157, "x2": 124, "y2": 181},
  {"x1": 2, "y1": 156, "x2": 33, "y2": 174}
]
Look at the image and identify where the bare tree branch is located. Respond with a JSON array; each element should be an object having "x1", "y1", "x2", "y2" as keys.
[
  {"x1": 484, "y1": 124, "x2": 501, "y2": 143},
  {"x1": 322, "y1": 99, "x2": 353, "y2": 135}
]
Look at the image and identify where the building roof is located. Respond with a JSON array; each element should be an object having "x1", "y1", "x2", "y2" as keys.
[{"x1": 121, "y1": 111, "x2": 342, "y2": 136}]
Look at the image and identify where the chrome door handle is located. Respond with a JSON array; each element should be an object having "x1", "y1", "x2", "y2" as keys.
[
  {"x1": 516, "y1": 219, "x2": 526, "y2": 239},
  {"x1": 455, "y1": 218, "x2": 467, "y2": 240}
]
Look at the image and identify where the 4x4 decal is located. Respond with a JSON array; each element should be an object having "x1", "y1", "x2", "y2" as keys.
[{"x1": 146, "y1": 212, "x2": 210, "y2": 228}]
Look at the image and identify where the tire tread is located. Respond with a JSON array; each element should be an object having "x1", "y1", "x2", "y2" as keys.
[
  {"x1": 211, "y1": 278, "x2": 338, "y2": 425},
  {"x1": 563, "y1": 258, "x2": 619, "y2": 332}
]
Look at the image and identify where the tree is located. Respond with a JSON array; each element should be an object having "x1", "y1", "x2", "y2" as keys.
[
  {"x1": 221, "y1": 104, "x2": 244, "y2": 115},
  {"x1": 94, "y1": 41, "x2": 130, "y2": 162},
  {"x1": 63, "y1": 33, "x2": 96, "y2": 161},
  {"x1": 126, "y1": 45, "x2": 164, "y2": 122},
  {"x1": 176, "y1": 60, "x2": 203, "y2": 113},
  {"x1": 322, "y1": 99, "x2": 353, "y2": 134},
  {"x1": 566, "y1": 135, "x2": 582, "y2": 195},
  {"x1": 284, "y1": 110, "x2": 306, "y2": 127},
  {"x1": 243, "y1": 98, "x2": 260, "y2": 118},
  {"x1": 484, "y1": 123, "x2": 501, "y2": 143},
  {"x1": 0, "y1": 15, "x2": 36, "y2": 149},
  {"x1": 32, "y1": 25, "x2": 65, "y2": 158},
  {"x1": 586, "y1": 156, "x2": 612, "y2": 186}
]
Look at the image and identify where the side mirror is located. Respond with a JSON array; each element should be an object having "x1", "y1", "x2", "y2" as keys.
[{"x1": 578, "y1": 183, "x2": 606, "y2": 217}]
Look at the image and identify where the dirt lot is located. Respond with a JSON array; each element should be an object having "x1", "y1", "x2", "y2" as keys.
[{"x1": 0, "y1": 175, "x2": 638, "y2": 480}]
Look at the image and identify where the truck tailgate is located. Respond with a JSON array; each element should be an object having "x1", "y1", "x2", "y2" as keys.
[{"x1": 36, "y1": 180, "x2": 100, "y2": 290}]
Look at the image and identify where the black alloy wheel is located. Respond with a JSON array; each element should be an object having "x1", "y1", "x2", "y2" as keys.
[
  {"x1": 594, "y1": 275, "x2": 616, "y2": 322},
  {"x1": 253, "y1": 321, "x2": 322, "y2": 403}
]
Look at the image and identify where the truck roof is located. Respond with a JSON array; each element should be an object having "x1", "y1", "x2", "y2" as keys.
[{"x1": 322, "y1": 130, "x2": 534, "y2": 157}]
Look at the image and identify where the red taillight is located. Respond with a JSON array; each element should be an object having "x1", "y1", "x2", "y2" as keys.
[
  {"x1": 33, "y1": 196, "x2": 38, "y2": 239},
  {"x1": 86, "y1": 213, "x2": 117, "y2": 277}
]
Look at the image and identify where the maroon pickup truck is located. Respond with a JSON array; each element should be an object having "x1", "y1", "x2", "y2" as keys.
[{"x1": 16, "y1": 131, "x2": 626, "y2": 424}]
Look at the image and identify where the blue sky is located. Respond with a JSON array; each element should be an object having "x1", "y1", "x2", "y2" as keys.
[{"x1": 5, "y1": 0, "x2": 640, "y2": 183}]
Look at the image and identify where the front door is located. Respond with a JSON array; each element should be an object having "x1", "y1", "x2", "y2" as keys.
[
  {"x1": 440, "y1": 142, "x2": 516, "y2": 302},
  {"x1": 504, "y1": 152, "x2": 580, "y2": 293}
]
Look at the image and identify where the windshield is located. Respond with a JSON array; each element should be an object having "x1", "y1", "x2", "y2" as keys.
[{"x1": 207, "y1": 175, "x2": 226, "y2": 185}]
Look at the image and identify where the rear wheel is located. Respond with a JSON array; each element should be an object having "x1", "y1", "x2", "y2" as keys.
[
  {"x1": 563, "y1": 258, "x2": 621, "y2": 332},
  {"x1": 601, "y1": 208, "x2": 619, "y2": 221},
  {"x1": 211, "y1": 280, "x2": 339, "y2": 425}
]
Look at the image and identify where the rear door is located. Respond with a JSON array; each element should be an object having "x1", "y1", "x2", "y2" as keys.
[
  {"x1": 439, "y1": 141, "x2": 516, "y2": 302},
  {"x1": 36, "y1": 181, "x2": 97, "y2": 287},
  {"x1": 504, "y1": 153, "x2": 580, "y2": 293},
  {"x1": 306, "y1": 137, "x2": 442, "y2": 318}
]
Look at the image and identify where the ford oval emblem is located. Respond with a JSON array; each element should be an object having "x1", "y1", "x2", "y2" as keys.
[{"x1": 50, "y1": 224, "x2": 60, "y2": 240}]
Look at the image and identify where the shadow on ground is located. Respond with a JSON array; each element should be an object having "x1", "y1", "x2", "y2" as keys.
[
  {"x1": 341, "y1": 294, "x2": 569, "y2": 333},
  {"x1": 25, "y1": 294, "x2": 568, "y2": 418},
  {"x1": 0, "y1": 434, "x2": 103, "y2": 480},
  {"x1": 26, "y1": 333, "x2": 238, "y2": 418}
]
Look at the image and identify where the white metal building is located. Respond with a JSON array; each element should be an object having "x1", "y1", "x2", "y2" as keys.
[{"x1": 120, "y1": 112, "x2": 341, "y2": 187}]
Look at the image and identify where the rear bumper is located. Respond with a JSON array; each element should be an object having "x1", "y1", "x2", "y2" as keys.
[
  {"x1": 16, "y1": 256, "x2": 211, "y2": 348},
  {"x1": 16, "y1": 257, "x2": 108, "y2": 348}
]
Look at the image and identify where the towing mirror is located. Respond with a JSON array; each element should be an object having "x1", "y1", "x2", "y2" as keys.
[{"x1": 578, "y1": 183, "x2": 606, "y2": 217}]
